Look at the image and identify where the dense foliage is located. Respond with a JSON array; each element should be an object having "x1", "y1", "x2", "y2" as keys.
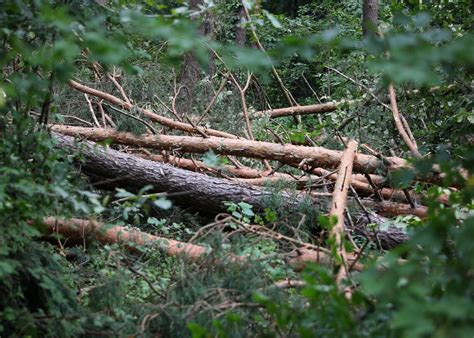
[{"x1": 0, "y1": 0, "x2": 473, "y2": 337}]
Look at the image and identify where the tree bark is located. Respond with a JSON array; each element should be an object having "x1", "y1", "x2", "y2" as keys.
[
  {"x1": 52, "y1": 125, "x2": 408, "y2": 174},
  {"x1": 53, "y1": 133, "x2": 309, "y2": 213},
  {"x1": 52, "y1": 134, "x2": 419, "y2": 246},
  {"x1": 43, "y1": 217, "x2": 361, "y2": 272},
  {"x1": 44, "y1": 217, "x2": 209, "y2": 260},
  {"x1": 388, "y1": 84, "x2": 422, "y2": 158},
  {"x1": 178, "y1": 0, "x2": 215, "y2": 115},
  {"x1": 235, "y1": 5, "x2": 247, "y2": 47},
  {"x1": 329, "y1": 140, "x2": 357, "y2": 296},
  {"x1": 251, "y1": 102, "x2": 338, "y2": 119},
  {"x1": 362, "y1": 0, "x2": 379, "y2": 36}
]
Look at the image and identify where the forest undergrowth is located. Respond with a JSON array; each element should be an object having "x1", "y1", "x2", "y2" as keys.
[{"x1": 0, "y1": 1, "x2": 473, "y2": 337}]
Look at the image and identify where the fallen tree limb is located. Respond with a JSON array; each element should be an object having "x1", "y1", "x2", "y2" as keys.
[
  {"x1": 329, "y1": 139, "x2": 357, "y2": 298},
  {"x1": 312, "y1": 167, "x2": 418, "y2": 203},
  {"x1": 52, "y1": 125, "x2": 408, "y2": 174},
  {"x1": 312, "y1": 167, "x2": 386, "y2": 187},
  {"x1": 144, "y1": 150, "x2": 293, "y2": 180},
  {"x1": 52, "y1": 134, "x2": 420, "y2": 247},
  {"x1": 360, "y1": 199, "x2": 427, "y2": 219},
  {"x1": 146, "y1": 153, "x2": 385, "y2": 191},
  {"x1": 44, "y1": 217, "x2": 208, "y2": 260},
  {"x1": 252, "y1": 102, "x2": 339, "y2": 119},
  {"x1": 145, "y1": 154, "x2": 412, "y2": 203},
  {"x1": 388, "y1": 84, "x2": 422, "y2": 158},
  {"x1": 69, "y1": 80, "x2": 238, "y2": 139},
  {"x1": 43, "y1": 217, "x2": 360, "y2": 273},
  {"x1": 233, "y1": 176, "x2": 311, "y2": 188},
  {"x1": 352, "y1": 211, "x2": 410, "y2": 249},
  {"x1": 287, "y1": 248, "x2": 363, "y2": 273}
]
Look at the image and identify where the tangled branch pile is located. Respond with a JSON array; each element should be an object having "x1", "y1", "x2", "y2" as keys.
[{"x1": 47, "y1": 75, "x2": 445, "y2": 295}]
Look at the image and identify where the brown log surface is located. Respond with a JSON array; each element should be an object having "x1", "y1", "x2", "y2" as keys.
[
  {"x1": 53, "y1": 133, "x2": 310, "y2": 212},
  {"x1": 44, "y1": 217, "x2": 208, "y2": 260},
  {"x1": 252, "y1": 102, "x2": 338, "y2": 119},
  {"x1": 53, "y1": 134, "x2": 415, "y2": 247},
  {"x1": 52, "y1": 125, "x2": 408, "y2": 174}
]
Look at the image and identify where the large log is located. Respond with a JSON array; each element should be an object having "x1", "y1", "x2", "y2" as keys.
[
  {"x1": 53, "y1": 134, "x2": 416, "y2": 247},
  {"x1": 44, "y1": 217, "x2": 208, "y2": 260},
  {"x1": 53, "y1": 133, "x2": 309, "y2": 212},
  {"x1": 52, "y1": 125, "x2": 408, "y2": 174}
]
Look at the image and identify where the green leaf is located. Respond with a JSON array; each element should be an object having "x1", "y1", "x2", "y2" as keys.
[
  {"x1": 202, "y1": 150, "x2": 220, "y2": 167},
  {"x1": 154, "y1": 197, "x2": 172, "y2": 210},
  {"x1": 263, "y1": 10, "x2": 282, "y2": 29}
]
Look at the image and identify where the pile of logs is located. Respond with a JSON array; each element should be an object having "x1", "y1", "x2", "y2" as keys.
[{"x1": 45, "y1": 78, "x2": 446, "y2": 293}]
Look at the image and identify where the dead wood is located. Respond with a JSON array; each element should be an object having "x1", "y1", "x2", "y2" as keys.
[
  {"x1": 287, "y1": 248, "x2": 363, "y2": 273},
  {"x1": 352, "y1": 212, "x2": 410, "y2": 250},
  {"x1": 145, "y1": 153, "x2": 382, "y2": 189},
  {"x1": 43, "y1": 217, "x2": 356, "y2": 273},
  {"x1": 312, "y1": 167, "x2": 419, "y2": 203},
  {"x1": 52, "y1": 125, "x2": 408, "y2": 174},
  {"x1": 361, "y1": 199, "x2": 428, "y2": 218},
  {"x1": 312, "y1": 167, "x2": 386, "y2": 187},
  {"x1": 144, "y1": 153, "x2": 291, "y2": 180},
  {"x1": 329, "y1": 139, "x2": 358, "y2": 297},
  {"x1": 44, "y1": 217, "x2": 208, "y2": 260},
  {"x1": 388, "y1": 84, "x2": 422, "y2": 158},
  {"x1": 234, "y1": 176, "x2": 316, "y2": 188},
  {"x1": 53, "y1": 133, "x2": 309, "y2": 212},
  {"x1": 68, "y1": 80, "x2": 238, "y2": 139},
  {"x1": 52, "y1": 134, "x2": 420, "y2": 247},
  {"x1": 252, "y1": 102, "x2": 338, "y2": 119}
]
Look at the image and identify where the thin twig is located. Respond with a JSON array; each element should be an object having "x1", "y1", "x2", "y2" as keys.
[
  {"x1": 103, "y1": 103, "x2": 158, "y2": 134},
  {"x1": 196, "y1": 73, "x2": 229, "y2": 125},
  {"x1": 107, "y1": 69, "x2": 132, "y2": 105},
  {"x1": 388, "y1": 84, "x2": 421, "y2": 158},
  {"x1": 84, "y1": 94, "x2": 101, "y2": 128}
]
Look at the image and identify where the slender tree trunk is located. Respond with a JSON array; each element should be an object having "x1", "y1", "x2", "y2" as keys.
[
  {"x1": 235, "y1": 5, "x2": 247, "y2": 47},
  {"x1": 178, "y1": 0, "x2": 215, "y2": 115},
  {"x1": 362, "y1": 0, "x2": 379, "y2": 36}
]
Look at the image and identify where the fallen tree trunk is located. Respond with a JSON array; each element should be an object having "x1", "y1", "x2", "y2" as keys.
[
  {"x1": 144, "y1": 153, "x2": 298, "y2": 180},
  {"x1": 252, "y1": 102, "x2": 338, "y2": 119},
  {"x1": 52, "y1": 125, "x2": 408, "y2": 174},
  {"x1": 43, "y1": 217, "x2": 361, "y2": 272},
  {"x1": 145, "y1": 153, "x2": 388, "y2": 193},
  {"x1": 53, "y1": 133, "x2": 308, "y2": 212},
  {"x1": 44, "y1": 217, "x2": 208, "y2": 260},
  {"x1": 53, "y1": 134, "x2": 416, "y2": 246},
  {"x1": 360, "y1": 199, "x2": 427, "y2": 218}
]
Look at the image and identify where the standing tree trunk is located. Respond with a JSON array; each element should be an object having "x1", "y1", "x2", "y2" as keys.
[
  {"x1": 178, "y1": 0, "x2": 215, "y2": 115},
  {"x1": 235, "y1": 5, "x2": 246, "y2": 47},
  {"x1": 362, "y1": 0, "x2": 379, "y2": 36}
]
